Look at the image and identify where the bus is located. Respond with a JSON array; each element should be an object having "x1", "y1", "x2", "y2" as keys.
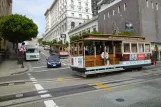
[
  {"x1": 50, "y1": 44, "x2": 69, "y2": 58},
  {"x1": 25, "y1": 45, "x2": 40, "y2": 61},
  {"x1": 70, "y1": 34, "x2": 152, "y2": 77}
]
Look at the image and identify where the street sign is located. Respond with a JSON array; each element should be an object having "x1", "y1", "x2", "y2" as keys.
[
  {"x1": 61, "y1": 34, "x2": 66, "y2": 38},
  {"x1": 125, "y1": 22, "x2": 133, "y2": 32}
]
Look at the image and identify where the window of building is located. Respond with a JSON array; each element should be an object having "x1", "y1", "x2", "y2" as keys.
[
  {"x1": 79, "y1": 14, "x2": 82, "y2": 17},
  {"x1": 78, "y1": 2, "x2": 81, "y2": 6},
  {"x1": 145, "y1": 44, "x2": 150, "y2": 52},
  {"x1": 86, "y1": 3, "x2": 88, "y2": 7},
  {"x1": 146, "y1": 0, "x2": 149, "y2": 7},
  {"x1": 156, "y1": 3, "x2": 158, "y2": 10},
  {"x1": 151, "y1": 1, "x2": 153, "y2": 9},
  {"x1": 71, "y1": 0, "x2": 74, "y2": 4},
  {"x1": 79, "y1": 22, "x2": 82, "y2": 25},
  {"x1": 108, "y1": 12, "x2": 110, "y2": 18},
  {"x1": 139, "y1": 44, "x2": 144, "y2": 52},
  {"x1": 118, "y1": 6, "x2": 120, "y2": 13},
  {"x1": 86, "y1": 9, "x2": 88, "y2": 12},
  {"x1": 78, "y1": 7, "x2": 81, "y2": 11},
  {"x1": 71, "y1": 5, "x2": 74, "y2": 10},
  {"x1": 104, "y1": 14, "x2": 106, "y2": 20},
  {"x1": 93, "y1": 27, "x2": 96, "y2": 31},
  {"x1": 71, "y1": 13, "x2": 74, "y2": 16},
  {"x1": 124, "y1": 3, "x2": 127, "y2": 11},
  {"x1": 131, "y1": 44, "x2": 138, "y2": 53},
  {"x1": 113, "y1": 10, "x2": 115, "y2": 16},
  {"x1": 124, "y1": 43, "x2": 130, "y2": 53},
  {"x1": 86, "y1": 15, "x2": 89, "y2": 19},
  {"x1": 64, "y1": 23, "x2": 67, "y2": 31},
  {"x1": 71, "y1": 22, "x2": 75, "y2": 29}
]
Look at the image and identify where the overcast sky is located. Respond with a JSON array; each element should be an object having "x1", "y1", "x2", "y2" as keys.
[{"x1": 13, "y1": 0, "x2": 53, "y2": 37}]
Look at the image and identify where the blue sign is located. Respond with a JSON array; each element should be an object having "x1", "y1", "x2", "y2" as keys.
[{"x1": 130, "y1": 54, "x2": 136, "y2": 61}]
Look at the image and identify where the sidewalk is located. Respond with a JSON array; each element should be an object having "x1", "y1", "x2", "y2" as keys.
[{"x1": 0, "y1": 60, "x2": 28, "y2": 77}]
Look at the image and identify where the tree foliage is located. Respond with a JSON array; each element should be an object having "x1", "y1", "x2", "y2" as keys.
[
  {"x1": 0, "y1": 14, "x2": 38, "y2": 43},
  {"x1": 70, "y1": 35, "x2": 80, "y2": 42},
  {"x1": 38, "y1": 38, "x2": 43, "y2": 45}
]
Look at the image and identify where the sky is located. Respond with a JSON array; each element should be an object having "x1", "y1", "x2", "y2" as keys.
[{"x1": 13, "y1": 0, "x2": 53, "y2": 37}]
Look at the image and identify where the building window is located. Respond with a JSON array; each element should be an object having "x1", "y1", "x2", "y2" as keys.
[
  {"x1": 113, "y1": 10, "x2": 115, "y2": 16},
  {"x1": 79, "y1": 23, "x2": 82, "y2": 25},
  {"x1": 118, "y1": 6, "x2": 120, "y2": 13},
  {"x1": 78, "y1": 7, "x2": 81, "y2": 11},
  {"x1": 86, "y1": 9, "x2": 88, "y2": 12},
  {"x1": 71, "y1": 13, "x2": 74, "y2": 16},
  {"x1": 79, "y1": 14, "x2": 82, "y2": 17},
  {"x1": 64, "y1": 23, "x2": 67, "y2": 31},
  {"x1": 86, "y1": 3, "x2": 88, "y2": 7},
  {"x1": 151, "y1": 1, "x2": 153, "y2": 9},
  {"x1": 156, "y1": 3, "x2": 158, "y2": 10},
  {"x1": 124, "y1": 3, "x2": 127, "y2": 11},
  {"x1": 71, "y1": 22, "x2": 75, "y2": 29},
  {"x1": 146, "y1": 0, "x2": 149, "y2": 7},
  {"x1": 86, "y1": 15, "x2": 89, "y2": 19},
  {"x1": 71, "y1": 0, "x2": 74, "y2": 4},
  {"x1": 104, "y1": 14, "x2": 106, "y2": 20},
  {"x1": 108, "y1": 12, "x2": 110, "y2": 18},
  {"x1": 71, "y1": 5, "x2": 74, "y2": 10},
  {"x1": 78, "y1": 2, "x2": 81, "y2": 6}
]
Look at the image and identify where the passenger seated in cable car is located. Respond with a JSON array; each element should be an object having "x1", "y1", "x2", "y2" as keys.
[{"x1": 101, "y1": 49, "x2": 111, "y2": 66}]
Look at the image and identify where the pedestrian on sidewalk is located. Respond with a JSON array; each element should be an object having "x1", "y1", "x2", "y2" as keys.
[
  {"x1": 18, "y1": 42, "x2": 26, "y2": 68},
  {"x1": 152, "y1": 45, "x2": 158, "y2": 65}
]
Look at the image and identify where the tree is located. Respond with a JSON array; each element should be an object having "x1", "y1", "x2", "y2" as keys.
[
  {"x1": 70, "y1": 35, "x2": 80, "y2": 42},
  {"x1": 38, "y1": 38, "x2": 43, "y2": 45},
  {"x1": 0, "y1": 14, "x2": 38, "y2": 43}
]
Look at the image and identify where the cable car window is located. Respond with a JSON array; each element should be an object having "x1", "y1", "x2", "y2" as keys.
[
  {"x1": 139, "y1": 44, "x2": 144, "y2": 52},
  {"x1": 145, "y1": 44, "x2": 150, "y2": 52},
  {"x1": 132, "y1": 44, "x2": 137, "y2": 53},
  {"x1": 78, "y1": 42, "x2": 83, "y2": 55},
  {"x1": 124, "y1": 43, "x2": 130, "y2": 53},
  {"x1": 74, "y1": 43, "x2": 78, "y2": 55}
]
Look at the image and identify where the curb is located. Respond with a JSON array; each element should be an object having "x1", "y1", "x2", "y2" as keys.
[{"x1": 11, "y1": 67, "x2": 29, "y2": 76}]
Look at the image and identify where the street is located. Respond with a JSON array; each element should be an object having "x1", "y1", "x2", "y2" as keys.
[{"x1": 0, "y1": 49, "x2": 161, "y2": 107}]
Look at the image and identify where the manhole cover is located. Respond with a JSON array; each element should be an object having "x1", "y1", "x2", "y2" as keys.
[{"x1": 116, "y1": 98, "x2": 125, "y2": 102}]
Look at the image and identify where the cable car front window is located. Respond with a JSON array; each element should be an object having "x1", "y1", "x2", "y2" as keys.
[{"x1": 124, "y1": 43, "x2": 130, "y2": 53}]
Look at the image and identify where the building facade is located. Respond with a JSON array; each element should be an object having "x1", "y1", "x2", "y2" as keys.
[
  {"x1": 0, "y1": 0, "x2": 12, "y2": 62},
  {"x1": 44, "y1": 0, "x2": 93, "y2": 43},
  {"x1": 98, "y1": 0, "x2": 161, "y2": 60},
  {"x1": 68, "y1": 16, "x2": 98, "y2": 37},
  {"x1": 0, "y1": 0, "x2": 12, "y2": 16}
]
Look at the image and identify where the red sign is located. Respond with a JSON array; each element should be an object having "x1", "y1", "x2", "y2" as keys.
[{"x1": 137, "y1": 54, "x2": 145, "y2": 60}]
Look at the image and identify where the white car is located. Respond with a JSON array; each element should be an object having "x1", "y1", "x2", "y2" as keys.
[
  {"x1": 25, "y1": 45, "x2": 40, "y2": 61},
  {"x1": 44, "y1": 45, "x2": 50, "y2": 50}
]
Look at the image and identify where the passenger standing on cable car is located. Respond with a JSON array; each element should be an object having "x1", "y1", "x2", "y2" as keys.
[{"x1": 101, "y1": 49, "x2": 110, "y2": 65}]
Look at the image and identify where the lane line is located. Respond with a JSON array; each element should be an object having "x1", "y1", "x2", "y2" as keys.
[
  {"x1": 44, "y1": 100, "x2": 58, "y2": 107},
  {"x1": 41, "y1": 94, "x2": 51, "y2": 98},
  {"x1": 32, "y1": 67, "x2": 70, "y2": 72},
  {"x1": 34, "y1": 84, "x2": 44, "y2": 90},
  {"x1": 27, "y1": 73, "x2": 59, "y2": 107},
  {"x1": 93, "y1": 82, "x2": 111, "y2": 91},
  {"x1": 33, "y1": 66, "x2": 47, "y2": 69},
  {"x1": 38, "y1": 90, "x2": 48, "y2": 94}
]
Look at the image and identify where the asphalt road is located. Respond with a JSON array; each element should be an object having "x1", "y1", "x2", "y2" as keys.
[{"x1": 0, "y1": 48, "x2": 161, "y2": 107}]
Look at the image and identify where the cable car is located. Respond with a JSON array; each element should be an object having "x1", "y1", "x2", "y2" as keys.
[
  {"x1": 70, "y1": 34, "x2": 152, "y2": 77},
  {"x1": 50, "y1": 44, "x2": 69, "y2": 58}
]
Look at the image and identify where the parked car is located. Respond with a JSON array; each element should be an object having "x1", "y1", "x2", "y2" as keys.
[
  {"x1": 47, "y1": 55, "x2": 61, "y2": 68},
  {"x1": 44, "y1": 45, "x2": 50, "y2": 50}
]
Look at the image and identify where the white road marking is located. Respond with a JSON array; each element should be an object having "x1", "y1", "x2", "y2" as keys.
[
  {"x1": 34, "y1": 84, "x2": 44, "y2": 90},
  {"x1": 41, "y1": 52, "x2": 48, "y2": 57},
  {"x1": 44, "y1": 100, "x2": 57, "y2": 107},
  {"x1": 41, "y1": 94, "x2": 51, "y2": 98},
  {"x1": 27, "y1": 73, "x2": 59, "y2": 107},
  {"x1": 38, "y1": 90, "x2": 48, "y2": 94},
  {"x1": 33, "y1": 67, "x2": 70, "y2": 72},
  {"x1": 33, "y1": 82, "x2": 38, "y2": 84},
  {"x1": 33, "y1": 66, "x2": 47, "y2": 69}
]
